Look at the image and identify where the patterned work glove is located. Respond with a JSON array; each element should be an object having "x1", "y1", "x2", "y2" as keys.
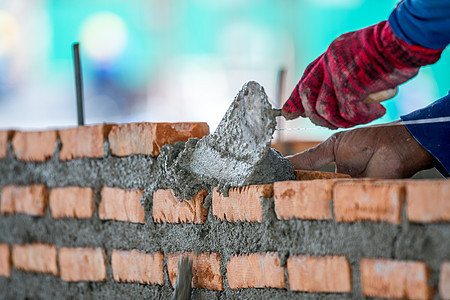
[{"x1": 282, "y1": 20, "x2": 443, "y2": 129}]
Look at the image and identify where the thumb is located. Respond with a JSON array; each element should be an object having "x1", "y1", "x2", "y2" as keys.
[{"x1": 286, "y1": 135, "x2": 337, "y2": 170}]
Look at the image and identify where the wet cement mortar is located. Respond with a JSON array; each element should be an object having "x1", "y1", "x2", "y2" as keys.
[{"x1": 0, "y1": 83, "x2": 449, "y2": 299}]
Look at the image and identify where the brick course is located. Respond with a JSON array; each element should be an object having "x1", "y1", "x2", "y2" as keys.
[
  {"x1": 212, "y1": 185, "x2": 273, "y2": 222},
  {"x1": 153, "y1": 189, "x2": 208, "y2": 223},
  {"x1": 109, "y1": 122, "x2": 209, "y2": 157},
  {"x1": 334, "y1": 182, "x2": 404, "y2": 224},
  {"x1": 287, "y1": 255, "x2": 352, "y2": 293},
  {"x1": 12, "y1": 130, "x2": 57, "y2": 161},
  {"x1": 360, "y1": 258, "x2": 432, "y2": 299},
  {"x1": 0, "y1": 244, "x2": 10, "y2": 277},
  {"x1": 49, "y1": 187, "x2": 95, "y2": 219},
  {"x1": 1, "y1": 185, "x2": 48, "y2": 216},
  {"x1": 440, "y1": 262, "x2": 450, "y2": 300},
  {"x1": 0, "y1": 130, "x2": 13, "y2": 159},
  {"x1": 167, "y1": 252, "x2": 223, "y2": 290},
  {"x1": 99, "y1": 187, "x2": 145, "y2": 223},
  {"x1": 111, "y1": 250, "x2": 164, "y2": 285},
  {"x1": 12, "y1": 243, "x2": 58, "y2": 275},
  {"x1": 294, "y1": 170, "x2": 351, "y2": 180},
  {"x1": 226, "y1": 253, "x2": 285, "y2": 289},
  {"x1": 59, "y1": 247, "x2": 107, "y2": 282}
]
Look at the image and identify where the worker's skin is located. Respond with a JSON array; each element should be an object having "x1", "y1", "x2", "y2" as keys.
[{"x1": 286, "y1": 121, "x2": 434, "y2": 178}]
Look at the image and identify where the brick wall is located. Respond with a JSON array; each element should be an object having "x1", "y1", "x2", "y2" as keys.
[{"x1": 0, "y1": 122, "x2": 448, "y2": 299}]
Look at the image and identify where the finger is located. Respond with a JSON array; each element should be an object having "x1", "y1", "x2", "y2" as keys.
[
  {"x1": 286, "y1": 135, "x2": 337, "y2": 170},
  {"x1": 363, "y1": 87, "x2": 398, "y2": 104}
]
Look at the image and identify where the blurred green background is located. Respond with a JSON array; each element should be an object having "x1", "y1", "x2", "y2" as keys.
[{"x1": 0, "y1": 0, "x2": 448, "y2": 140}]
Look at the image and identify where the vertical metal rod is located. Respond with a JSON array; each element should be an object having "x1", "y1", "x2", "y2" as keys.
[
  {"x1": 275, "y1": 67, "x2": 286, "y2": 143},
  {"x1": 73, "y1": 43, "x2": 85, "y2": 126}
]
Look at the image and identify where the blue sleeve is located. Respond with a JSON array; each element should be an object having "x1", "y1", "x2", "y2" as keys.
[
  {"x1": 388, "y1": 0, "x2": 450, "y2": 49},
  {"x1": 400, "y1": 92, "x2": 450, "y2": 177}
]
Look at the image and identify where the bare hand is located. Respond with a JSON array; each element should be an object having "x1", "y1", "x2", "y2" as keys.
[{"x1": 286, "y1": 121, "x2": 434, "y2": 178}]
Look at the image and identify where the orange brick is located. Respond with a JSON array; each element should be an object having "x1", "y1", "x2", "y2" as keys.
[
  {"x1": 12, "y1": 243, "x2": 58, "y2": 275},
  {"x1": 167, "y1": 252, "x2": 223, "y2": 291},
  {"x1": 226, "y1": 253, "x2": 285, "y2": 289},
  {"x1": 1, "y1": 185, "x2": 48, "y2": 216},
  {"x1": 109, "y1": 122, "x2": 209, "y2": 157},
  {"x1": 287, "y1": 255, "x2": 351, "y2": 293},
  {"x1": 59, "y1": 247, "x2": 107, "y2": 282},
  {"x1": 295, "y1": 170, "x2": 350, "y2": 180},
  {"x1": 0, "y1": 244, "x2": 11, "y2": 277},
  {"x1": 440, "y1": 262, "x2": 450, "y2": 300},
  {"x1": 99, "y1": 187, "x2": 145, "y2": 223},
  {"x1": 212, "y1": 185, "x2": 273, "y2": 222},
  {"x1": 12, "y1": 130, "x2": 57, "y2": 161},
  {"x1": 0, "y1": 130, "x2": 14, "y2": 159},
  {"x1": 361, "y1": 258, "x2": 432, "y2": 299},
  {"x1": 406, "y1": 180, "x2": 450, "y2": 223},
  {"x1": 49, "y1": 187, "x2": 95, "y2": 219},
  {"x1": 153, "y1": 189, "x2": 208, "y2": 224},
  {"x1": 334, "y1": 182, "x2": 404, "y2": 224},
  {"x1": 59, "y1": 124, "x2": 113, "y2": 160},
  {"x1": 274, "y1": 180, "x2": 335, "y2": 220},
  {"x1": 111, "y1": 250, "x2": 164, "y2": 285}
]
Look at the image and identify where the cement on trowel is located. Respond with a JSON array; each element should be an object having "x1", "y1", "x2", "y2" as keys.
[{"x1": 157, "y1": 81, "x2": 294, "y2": 201}]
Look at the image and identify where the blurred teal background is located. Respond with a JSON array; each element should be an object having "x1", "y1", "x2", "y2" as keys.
[{"x1": 0, "y1": 0, "x2": 448, "y2": 140}]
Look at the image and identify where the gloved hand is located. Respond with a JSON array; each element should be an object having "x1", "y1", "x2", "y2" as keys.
[
  {"x1": 286, "y1": 121, "x2": 434, "y2": 178},
  {"x1": 282, "y1": 20, "x2": 443, "y2": 129}
]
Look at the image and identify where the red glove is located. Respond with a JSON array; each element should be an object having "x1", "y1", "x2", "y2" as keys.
[{"x1": 282, "y1": 21, "x2": 443, "y2": 129}]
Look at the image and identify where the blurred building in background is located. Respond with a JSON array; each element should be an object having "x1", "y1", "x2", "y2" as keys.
[{"x1": 0, "y1": 0, "x2": 448, "y2": 141}]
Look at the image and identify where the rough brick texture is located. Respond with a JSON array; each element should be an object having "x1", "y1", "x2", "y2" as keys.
[
  {"x1": 274, "y1": 180, "x2": 334, "y2": 220},
  {"x1": 295, "y1": 170, "x2": 350, "y2": 180},
  {"x1": 111, "y1": 250, "x2": 164, "y2": 285},
  {"x1": 109, "y1": 122, "x2": 209, "y2": 157},
  {"x1": 287, "y1": 255, "x2": 351, "y2": 293},
  {"x1": 99, "y1": 187, "x2": 145, "y2": 223},
  {"x1": 440, "y1": 262, "x2": 450, "y2": 300},
  {"x1": 49, "y1": 187, "x2": 95, "y2": 219},
  {"x1": 334, "y1": 182, "x2": 404, "y2": 224},
  {"x1": 1, "y1": 185, "x2": 48, "y2": 216},
  {"x1": 153, "y1": 189, "x2": 208, "y2": 223},
  {"x1": 361, "y1": 258, "x2": 432, "y2": 299},
  {"x1": 406, "y1": 180, "x2": 450, "y2": 223},
  {"x1": 226, "y1": 253, "x2": 285, "y2": 289},
  {"x1": 59, "y1": 124, "x2": 113, "y2": 160},
  {"x1": 59, "y1": 247, "x2": 107, "y2": 282},
  {"x1": 212, "y1": 185, "x2": 273, "y2": 222},
  {"x1": 0, "y1": 130, "x2": 13, "y2": 159},
  {"x1": 12, "y1": 243, "x2": 58, "y2": 275},
  {"x1": 12, "y1": 130, "x2": 57, "y2": 161},
  {"x1": 167, "y1": 252, "x2": 223, "y2": 290},
  {"x1": 0, "y1": 244, "x2": 10, "y2": 277}
]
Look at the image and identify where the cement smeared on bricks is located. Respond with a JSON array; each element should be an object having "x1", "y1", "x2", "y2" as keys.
[{"x1": 156, "y1": 81, "x2": 295, "y2": 202}]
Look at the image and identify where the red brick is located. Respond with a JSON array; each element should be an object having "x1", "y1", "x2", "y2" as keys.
[
  {"x1": 109, "y1": 122, "x2": 209, "y2": 157},
  {"x1": 226, "y1": 253, "x2": 285, "y2": 289},
  {"x1": 0, "y1": 244, "x2": 11, "y2": 277},
  {"x1": 406, "y1": 180, "x2": 450, "y2": 223},
  {"x1": 295, "y1": 170, "x2": 350, "y2": 180},
  {"x1": 153, "y1": 189, "x2": 208, "y2": 224},
  {"x1": 49, "y1": 187, "x2": 95, "y2": 219},
  {"x1": 212, "y1": 185, "x2": 273, "y2": 222},
  {"x1": 334, "y1": 182, "x2": 404, "y2": 224},
  {"x1": 167, "y1": 252, "x2": 223, "y2": 291},
  {"x1": 12, "y1": 243, "x2": 58, "y2": 275},
  {"x1": 0, "y1": 130, "x2": 14, "y2": 159},
  {"x1": 59, "y1": 247, "x2": 107, "y2": 282},
  {"x1": 440, "y1": 262, "x2": 450, "y2": 300},
  {"x1": 1, "y1": 185, "x2": 48, "y2": 216},
  {"x1": 274, "y1": 180, "x2": 335, "y2": 220},
  {"x1": 59, "y1": 124, "x2": 113, "y2": 160},
  {"x1": 361, "y1": 258, "x2": 432, "y2": 299},
  {"x1": 287, "y1": 255, "x2": 351, "y2": 293},
  {"x1": 111, "y1": 250, "x2": 164, "y2": 285},
  {"x1": 12, "y1": 130, "x2": 57, "y2": 161},
  {"x1": 99, "y1": 187, "x2": 145, "y2": 223}
]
